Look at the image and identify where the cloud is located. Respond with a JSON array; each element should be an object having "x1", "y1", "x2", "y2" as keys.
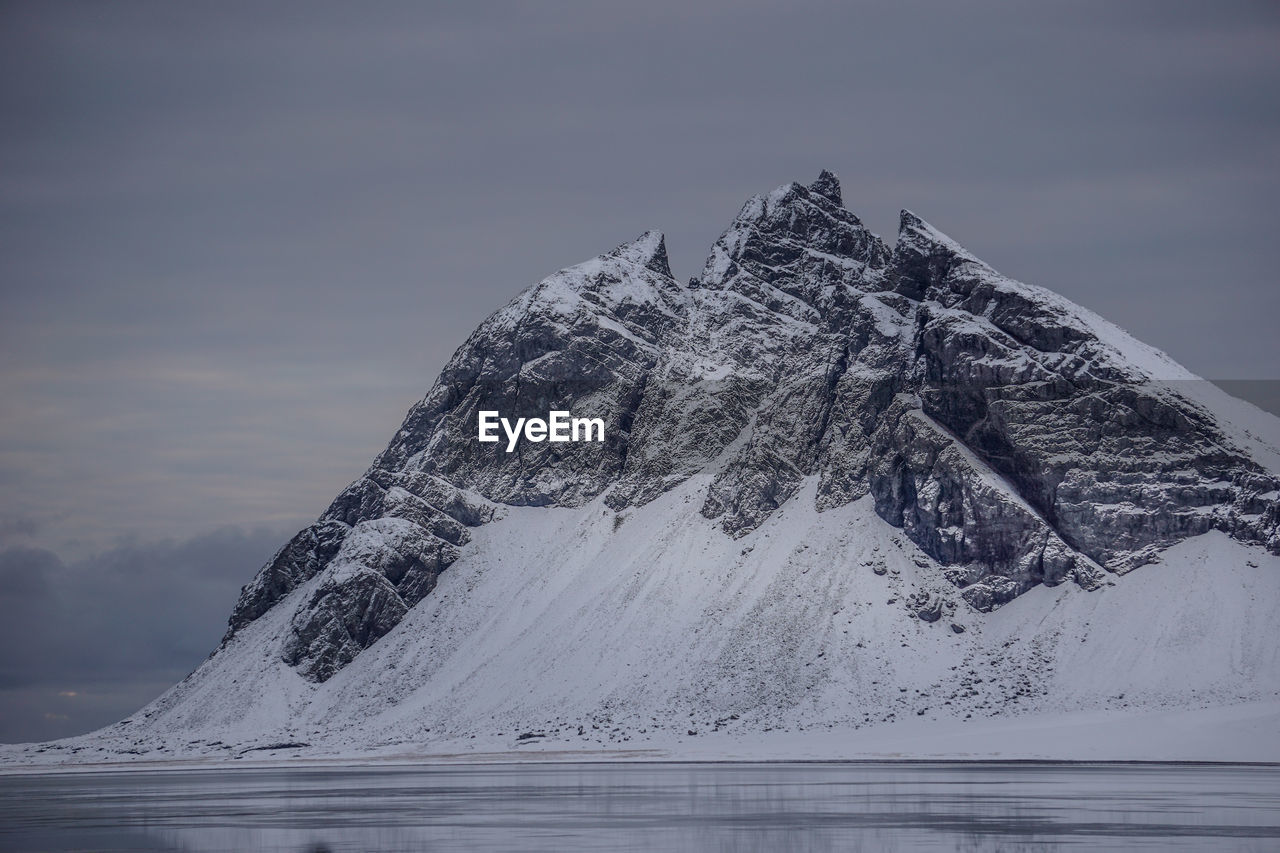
[
  {"x1": 0, "y1": 546, "x2": 59, "y2": 597},
  {"x1": 0, "y1": 525, "x2": 285, "y2": 743},
  {"x1": 0, "y1": 514, "x2": 47, "y2": 546}
]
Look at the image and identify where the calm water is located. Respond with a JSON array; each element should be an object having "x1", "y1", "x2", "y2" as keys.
[{"x1": 1, "y1": 761, "x2": 1277, "y2": 852}]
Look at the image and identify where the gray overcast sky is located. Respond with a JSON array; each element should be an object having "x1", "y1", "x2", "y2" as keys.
[{"x1": 2, "y1": 1, "x2": 1278, "y2": 741}]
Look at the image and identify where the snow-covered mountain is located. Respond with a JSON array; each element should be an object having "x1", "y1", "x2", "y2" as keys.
[{"x1": 10, "y1": 171, "x2": 1280, "y2": 764}]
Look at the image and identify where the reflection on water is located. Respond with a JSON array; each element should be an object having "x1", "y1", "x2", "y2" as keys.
[{"x1": 1, "y1": 761, "x2": 1278, "y2": 852}]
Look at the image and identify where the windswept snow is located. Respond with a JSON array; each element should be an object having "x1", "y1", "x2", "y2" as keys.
[{"x1": 6, "y1": 476, "x2": 1277, "y2": 768}]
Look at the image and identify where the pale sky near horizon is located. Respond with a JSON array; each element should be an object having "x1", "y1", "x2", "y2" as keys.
[{"x1": 2, "y1": 0, "x2": 1278, "y2": 741}]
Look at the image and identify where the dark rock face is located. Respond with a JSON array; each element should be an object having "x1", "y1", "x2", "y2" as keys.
[
  {"x1": 280, "y1": 515, "x2": 460, "y2": 682},
  {"x1": 374, "y1": 230, "x2": 687, "y2": 509},
  {"x1": 224, "y1": 520, "x2": 348, "y2": 639},
  {"x1": 223, "y1": 171, "x2": 1280, "y2": 682},
  {"x1": 864, "y1": 394, "x2": 1098, "y2": 607}
]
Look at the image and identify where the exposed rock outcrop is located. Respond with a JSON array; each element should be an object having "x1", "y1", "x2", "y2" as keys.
[{"x1": 222, "y1": 171, "x2": 1280, "y2": 682}]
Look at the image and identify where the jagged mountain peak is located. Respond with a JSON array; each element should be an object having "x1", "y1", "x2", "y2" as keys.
[
  {"x1": 439, "y1": 231, "x2": 691, "y2": 375},
  {"x1": 808, "y1": 168, "x2": 842, "y2": 205},
  {"x1": 10, "y1": 172, "x2": 1275, "y2": 770},
  {"x1": 168, "y1": 173, "x2": 1280, "y2": 705},
  {"x1": 891, "y1": 208, "x2": 1196, "y2": 384},
  {"x1": 890, "y1": 208, "x2": 991, "y2": 302},
  {"x1": 896, "y1": 208, "x2": 981, "y2": 261},
  {"x1": 514, "y1": 230, "x2": 682, "y2": 321},
  {"x1": 606, "y1": 229, "x2": 672, "y2": 277},
  {"x1": 694, "y1": 176, "x2": 891, "y2": 324}
]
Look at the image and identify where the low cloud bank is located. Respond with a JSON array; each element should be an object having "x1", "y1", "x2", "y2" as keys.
[{"x1": 0, "y1": 526, "x2": 285, "y2": 743}]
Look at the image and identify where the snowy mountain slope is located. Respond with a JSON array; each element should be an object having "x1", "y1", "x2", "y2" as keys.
[
  {"x1": 9, "y1": 479, "x2": 1279, "y2": 765},
  {"x1": 4, "y1": 170, "x2": 1278, "y2": 765}
]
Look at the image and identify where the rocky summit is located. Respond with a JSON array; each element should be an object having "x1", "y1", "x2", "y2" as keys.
[
  {"x1": 223, "y1": 170, "x2": 1279, "y2": 684},
  {"x1": 14, "y1": 171, "x2": 1278, "y2": 768}
]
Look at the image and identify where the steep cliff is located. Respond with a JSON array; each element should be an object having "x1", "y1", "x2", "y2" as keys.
[{"x1": 218, "y1": 171, "x2": 1277, "y2": 685}]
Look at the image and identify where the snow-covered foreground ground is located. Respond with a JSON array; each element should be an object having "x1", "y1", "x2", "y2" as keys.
[
  {"x1": 4, "y1": 700, "x2": 1278, "y2": 773},
  {"x1": 3, "y1": 474, "x2": 1278, "y2": 771},
  {"x1": 448, "y1": 698, "x2": 1280, "y2": 764}
]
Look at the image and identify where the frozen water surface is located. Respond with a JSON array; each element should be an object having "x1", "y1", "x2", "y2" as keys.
[{"x1": 1, "y1": 761, "x2": 1278, "y2": 852}]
